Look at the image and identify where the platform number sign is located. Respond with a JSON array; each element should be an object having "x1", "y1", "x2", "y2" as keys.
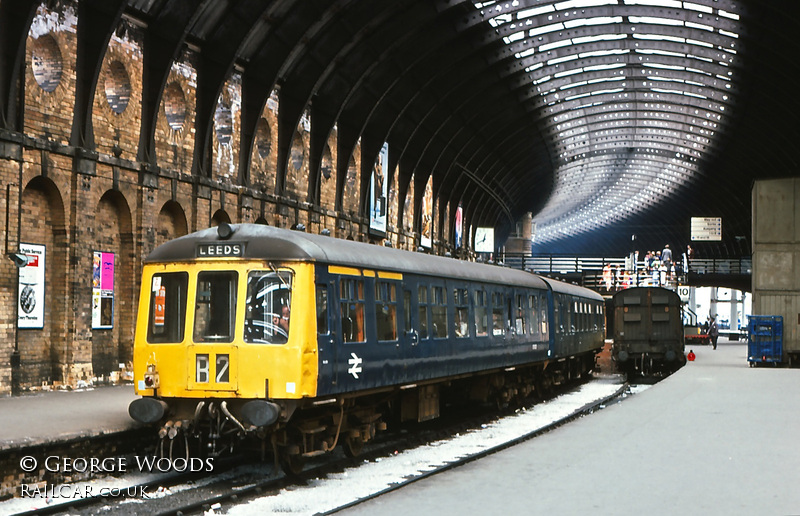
[{"x1": 678, "y1": 286, "x2": 691, "y2": 302}]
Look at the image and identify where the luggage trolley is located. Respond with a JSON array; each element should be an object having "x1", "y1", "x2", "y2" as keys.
[{"x1": 747, "y1": 315, "x2": 783, "y2": 367}]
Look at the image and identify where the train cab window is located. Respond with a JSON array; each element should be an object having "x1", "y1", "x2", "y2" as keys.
[
  {"x1": 376, "y1": 281, "x2": 398, "y2": 341},
  {"x1": 418, "y1": 286, "x2": 429, "y2": 339},
  {"x1": 455, "y1": 288, "x2": 470, "y2": 338},
  {"x1": 340, "y1": 278, "x2": 365, "y2": 343},
  {"x1": 492, "y1": 292, "x2": 505, "y2": 336},
  {"x1": 515, "y1": 294, "x2": 526, "y2": 334},
  {"x1": 194, "y1": 271, "x2": 238, "y2": 343},
  {"x1": 431, "y1": 286, "x2": 448, "y2": 338},
  {"x1": 244, "y1": 270, "x2": 293, "y2": 344},
  {"x1": 473, "y1": 289, "x2": 487, "y2": 337},
  {"x1": 147, "y1": 272, "x2": 189, "y2": 343}
]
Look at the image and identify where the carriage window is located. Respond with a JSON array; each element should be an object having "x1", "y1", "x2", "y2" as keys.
[
  {"x1": 431, "y1": 286, "x2": 448, "y2": 338},
  {"x1": 148, "y1": 272, "x2": 188, "y2": 343},
  {"x1": 474, "y1": 289, "x2": 487, "y2": 337},
  {"x1": 540, "y1": 295, "x2": 548, "y2": 335},
  {"x1": 515, "y1": 294, "x2": 526, "y2": 334},
  {"x1": 451, "y1": 288, "x2": 467, "y2": 338},
  {"x1": 244, "y1": 270, "x2": 293, "y2": 344},
  {"x1": 418, "y1": 286, "x2": 429, "y2": 339},
  {"x1": 316, "y1": 286, "x2": 329, "y2": 335},
  {"x1": 340, "y1": 278, "x2": 365, "y2": 343},
  {"x1": 529, "y1": 294, "x2": 539, "y2": 336},
  {"x1": 194, "y1": 271, "x2": 238, "y2": 343},
  {"x1": 376, "y1": 281, "x2": 398, "y2": 341},
  {"x1": 492, "y1": 292, "x2": 505, "y2": 336}
]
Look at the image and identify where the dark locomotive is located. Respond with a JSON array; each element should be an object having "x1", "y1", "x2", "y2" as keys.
[{"x1": 128, "y1": 224, "x2": 605, "y2": 473}]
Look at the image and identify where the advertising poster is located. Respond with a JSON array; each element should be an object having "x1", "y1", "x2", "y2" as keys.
[
  {"x1": 92, "y1": 251, "x2": 115, "y2": 329},
  {"x1": 455, "y1": 204, "x2": 463, "y2": 249},
  {"x1": 18, "y1": 243, "x2": 45, "y2": 329},
  {"x1": 369, "y1": 142, "x2": 389, "y2": 236}
]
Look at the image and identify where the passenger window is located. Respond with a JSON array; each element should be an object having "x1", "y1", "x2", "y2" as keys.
[
  {"x1": 431, "y1": 286, "x2": 447, "y2": 338},
  {"x1": 376, "y1": 280, "x2": 398, "y2": 341},
  {"x1": 540, "y1": 295, "x2": 548, "y2": 335},
  {"x1": 418, "y1": 286, "x2": 429, "y2": 339},
  {"x1": 454, "y1": 288, "x2": 469, "y2": 338},
  {"x1": 340, "y1": 278, "x2": 365, "y2": 343},
  {"x1": 515, "y1": 294, "x2": 526, "y2": 334},
  {"x1": 474, "y1": 289, "x2": 487, "y2": 337},
  {"x1": 492, "y1": 292, "x2": 505, "y2": 336},
  {"x1": 244, "y1": 270, "x2": 292, "y2": 344},
  {"x1": 194, "y1": 271, "x2": 238, "y2": 343},
  {"x1": 147, "y1": 272, "x2": 188, "y2": 343},
  {"x1": 316, "y1": 286, "x2": 329, "y2": 335},
  {"x1": 529, "y1": 295, "x2": 539, "y2": 336}
]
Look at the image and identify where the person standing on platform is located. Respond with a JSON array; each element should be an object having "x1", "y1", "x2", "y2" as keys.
[
  {"x1": 661, "y1": 244, "x2": 673, "y2": 279},
  {"x1": 709, "y1": 316, "x2": 719, "y2": 350}
]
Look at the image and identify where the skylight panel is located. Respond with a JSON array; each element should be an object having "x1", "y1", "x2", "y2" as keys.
[
  {"x1": 633, "y1": 33, "x2": 685, "y2": 44},
  {"x1": 517, "y1": 5, "x2": 555, "y2": 20},
  {"x1": 718, "y1": 10, "x2": 740, "y2": 20},
  {"x1": 540, "y1": 39, "x2": 573, "y2": 51},
  {"x1": 719, "y1": 29, "x2": 739, "y2": 39},
  {"x1": 549, "y1": 54, "x2": 579, "y2": 65},
  {"x1": 683, "y1": 2, "x2": 712, "y2": 13},
  {"x1": 529, "y1": 23, "x2": 565, "y2": 37},
  {"x1": 555, "y1": 0, "x2": 617, "y2": 10},
  {"x1": 564, "y1": 16, "x2": 623, "y2": 29}
]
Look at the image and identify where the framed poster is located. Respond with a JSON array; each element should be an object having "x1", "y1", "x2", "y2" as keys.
[
  {"x1": 369, "y1": 142, "x2": 389, "y2": 236},
  {"x1": 92, "y1": 251, "x2": 115, "y2": 329},
  {"x1": 18, "y1": 243, "x2": 45, "y2": 329}
]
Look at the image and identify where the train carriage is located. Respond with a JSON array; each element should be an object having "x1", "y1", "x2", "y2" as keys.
[
  {"x1": 611, "y1": 286, "x2": 686, "y2": 377},
  {"x1": 129, "y1": 224, "x2": 604, "y2": 472}
]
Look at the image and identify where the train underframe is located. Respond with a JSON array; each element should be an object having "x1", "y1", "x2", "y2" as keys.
[
  {"x1": 614, "y1": 346, "x2": 685, "y2": 377},
  {"x1": 150, "y1": 351, "x2": 598, "y2": 475}
]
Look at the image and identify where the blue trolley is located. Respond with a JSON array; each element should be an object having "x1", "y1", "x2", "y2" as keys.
[{"x1": 747, "y1": 315, "x2": 783, "y2": 366}]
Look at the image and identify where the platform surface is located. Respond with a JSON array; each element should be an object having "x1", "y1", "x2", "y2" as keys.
[
  {"x1": 0, "y1": 385, "x2": 139, "y2": 450},
  {"x1": 343, "y1": 338, "x2": 800, "y2": 516}
]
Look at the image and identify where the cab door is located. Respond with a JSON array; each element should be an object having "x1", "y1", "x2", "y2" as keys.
[{"x1": 315, "y1": 273, "x2": 338, "y2": 394}]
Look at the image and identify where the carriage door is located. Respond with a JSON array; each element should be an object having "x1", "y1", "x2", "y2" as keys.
[
  {"x1": 402, "y1": 286, "x2": 421, "y2": 349},
  {"x1": 316, "y1": 276, "x2": 338, "y2": 391}
]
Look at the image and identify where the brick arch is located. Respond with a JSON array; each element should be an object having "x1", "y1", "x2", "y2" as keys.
[
  {"x1": 18, "y1": 176, "x2": 67, "y2": 388},
  {"x1": 91, "y1": 190, "x2": 135, "y2": 379},
  {"x1": 210, "y1": 209, "x2": 231, "y2": 227},
  {"x1": 286, "y1": 132, "x2": 306, "y2": 201},
  {"x1": 155, "y1": 201, "x2": 189, "y2": 248},
  {"x1": 319, "y1": 143, "x2": 335, "y2": 211},
  {"x1": 342, "y1": 154, "x2": 359, "y2": 217}
]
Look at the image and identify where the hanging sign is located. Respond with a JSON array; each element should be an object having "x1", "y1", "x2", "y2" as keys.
[
  {"x1": 18, "y1": 243, "x2": 46, "y2": 329},
  {"x1": 92, "y1": 251, "x2": 115, "y2": 329},
  {"x1": 691, "y1": 217, "x2": 722, "y2": 241}
]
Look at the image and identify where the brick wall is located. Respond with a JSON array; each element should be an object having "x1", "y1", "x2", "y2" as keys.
[{"x1": 0, "y1": 3, "x2": 459, "y2": 394}]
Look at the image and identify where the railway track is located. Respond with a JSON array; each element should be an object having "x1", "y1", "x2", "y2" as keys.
[{"x1": 7, "y1": 375, "x2": 636, "y2": 516}]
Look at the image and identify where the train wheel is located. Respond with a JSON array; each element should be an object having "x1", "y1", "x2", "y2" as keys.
[
  {"x1": 342, "y1": 432, "x2": 364, "y2": 458},
  {"x1": 278, "y1": 447, "x2": 306, "y2": 476}
]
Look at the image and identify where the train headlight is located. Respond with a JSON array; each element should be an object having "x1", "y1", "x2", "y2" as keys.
[
  {"x1": 144, "y1": 364, "x2": 160, "y2": 389},
  {"x1": 618, "y1": 350, "x2": 629, "y2": 362}
]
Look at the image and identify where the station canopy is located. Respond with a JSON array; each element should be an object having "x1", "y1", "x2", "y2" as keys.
[{"x1": 29, "y1": 0, "x2": 799, "y2": 257}]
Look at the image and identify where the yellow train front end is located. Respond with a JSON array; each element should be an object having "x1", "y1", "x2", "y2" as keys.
[{"x1": 128, "y1": 257, "x2": 318, "y2": 449}]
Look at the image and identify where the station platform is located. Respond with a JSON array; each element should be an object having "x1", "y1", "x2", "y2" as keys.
[
  {"x1": 0, "y1": 384, "x2": 140, "y2": 451},
  {"x1": 343, "y1": 338, "x2": 800, "y2": 516}
]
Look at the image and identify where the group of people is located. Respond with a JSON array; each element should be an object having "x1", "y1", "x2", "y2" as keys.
[{"x1": 601, "y1": 243, "x2": 694, "y2": 292}]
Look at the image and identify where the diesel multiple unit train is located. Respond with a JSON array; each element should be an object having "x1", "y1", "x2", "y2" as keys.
[
  {"x1": 611, "y1": 286, "x2": 686, "y2": 376},
  {"x1": 129, "y1": 224, "x2": 605, "y2": 473}
]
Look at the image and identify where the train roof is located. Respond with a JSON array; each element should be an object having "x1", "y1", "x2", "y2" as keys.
[
  {"x1": 145, "y1": 224, "x2": 556, "y2": 289},
  {"x1": 540, "y1": 276, "x2": 604, "y2": 301},
  {"x1": 611, "y1": 286, "x2": 681, "y2": 302}
]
